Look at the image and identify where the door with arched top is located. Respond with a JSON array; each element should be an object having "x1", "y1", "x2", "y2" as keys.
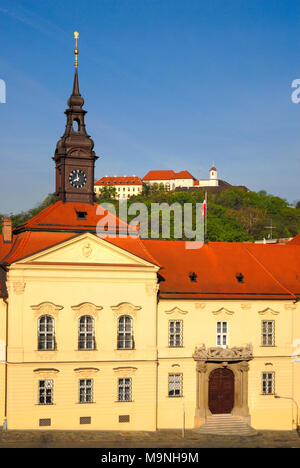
[{"x1": 208, "y1": 368, "x2": 234, "y2": 414}]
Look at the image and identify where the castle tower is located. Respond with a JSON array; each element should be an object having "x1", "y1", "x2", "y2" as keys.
[{"x1": 209, "y1": 164, "x2": 218, "y2": 180}]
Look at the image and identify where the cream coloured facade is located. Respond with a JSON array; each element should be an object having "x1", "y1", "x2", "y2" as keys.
[{"x1": 1, "y1": 232, "x2": 300, "y2": 431}]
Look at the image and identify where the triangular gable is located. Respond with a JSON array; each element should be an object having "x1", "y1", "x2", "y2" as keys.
[{"x1": 19, "y1": 233, "x2": 158, "y2": 268}]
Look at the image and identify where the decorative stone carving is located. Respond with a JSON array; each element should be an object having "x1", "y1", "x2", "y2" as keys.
[
  {"x1": 195, "y1": 303, "x2": 206, "y2": 310},
  {"x1": 71, "y1": 302, "x2": 102, "y2": 317},
  {"x1": 33, "y1": 368, "x2": 59, "y2": 374},
  {"x1": 31, "y1": 302, "x2": 63, "y2": 317},
  {"x1": 193, "y1": 343, "x2": 253, "y2": 361},
  {"x1": 13, "y1": 282, "x2": 26, "y2": 295},
  {"x1": 164, "y1": 306, "x2": 188, "y2": 315},
  {"x1": 258, "y1": 308, "x2": 279, "y2": 315},
  {"x1": 113, "y1": 367, "x2": 137, "y2": 377},
  {"x1": 111, "y1": 302, "x2": 141, "y2": 318},
  {"x1": 74, "y1": 367, "x2": 99, "y2": 377},
  {"x1": 33, "y1": 368, "x2": 59, "y2": 379},
  {"x1": 212, "y1": 307, "x2": 234, "y2": 316},
  {"x1": 241, "y1": 304, "x2": 252, "y2": 310},
  {"x1": 82, "y1": 242, "x2": 93, "y2": 258},
  {"x1": 285, "y1": 303, "x2": 297, "y2": 310}
]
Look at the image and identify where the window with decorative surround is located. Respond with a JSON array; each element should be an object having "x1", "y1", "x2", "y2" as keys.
[
  {"x1": 262, "y1": 321, "x2": 275, "y2": 346},
  {"x1": 117, "y1": 316, "x2": 134, "y2": 349},
  {"x1": 262, "y1": 372, "x2": 275, "y2": 395},
  {"x1": 118, "y1": 378, "x2": 132, "y2": 402},
  {"x1": 79, "y1": 379, "x2": 93, "y2": 403},
  {"x1": 78, "y1": 316, "x2": 95, "y2": 350},
  {"x1": 216, "y1": 321, "x2": 228, "y2": 347},
  {"x1": 38, "y1": 315, "x2": 55, "y2": 350},
  {"x1": 39, "y1": 380, "x2": 53, "y2": 405},
  {"x1": 169, "y1": 320, "x2": 183, "y2": 347},
  {"x1": 168, "y1": 374, "x2": 182, "y2": 397}
]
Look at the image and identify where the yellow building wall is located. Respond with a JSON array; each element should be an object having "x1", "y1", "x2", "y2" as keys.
[
  {"x1": 157, "y1": 299, "x2": 299, "y2": 431},
  {"x1": 2, "y1": 233, "x2": 300, "y2": 432},
  {"x1": 0, "y1": 298, "x2": 6, "y2": 427},
  {"x1": 5, "y1": 234, "x2": 159, "y2": 430}
]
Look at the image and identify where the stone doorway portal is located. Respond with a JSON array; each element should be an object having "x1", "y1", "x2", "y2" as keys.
[{"x1": 193, "y1": 344, "x2": 253, "y2": 427}]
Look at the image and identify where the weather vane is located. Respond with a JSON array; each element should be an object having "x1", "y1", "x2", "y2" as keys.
[{"x1": 74, "y1": 31, "x2": 79, "y2": 68}]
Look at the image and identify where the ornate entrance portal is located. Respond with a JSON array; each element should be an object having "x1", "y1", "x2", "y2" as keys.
[
  {"x1": 208, "y1": 368, "x2": 234, "y2": 414},
  {"x1": 193, "y1": 344, "x2": 253, "y2": 427}
]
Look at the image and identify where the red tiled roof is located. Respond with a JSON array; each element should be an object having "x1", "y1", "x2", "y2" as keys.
[
  {"x1": 143, "y1": 170, "x2": 195, "y2": 181},
  {"x1": 142, "y1": 240, "x2": 300, "y2": 300},
  {"x1": 1, "y1": 201, "x2": 299, "y2": 300},
  {"x1": 13, "y1": 201, "x2": 130, "y2": 235},
  {"x1": 289, "y1": 233, "x2": 300, "y2": 245},
  {"x1": 95, "y1": 176, "x2": 142, "y2": 186}
]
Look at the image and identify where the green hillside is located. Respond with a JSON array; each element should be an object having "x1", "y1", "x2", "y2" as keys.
[{"x1": 1, "y1": 188, "x2": 300, "y2": 242}]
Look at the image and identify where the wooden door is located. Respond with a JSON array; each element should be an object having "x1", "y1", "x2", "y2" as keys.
[{"x1": 208, "y1": 368, "x2": 234, "y2": 414}]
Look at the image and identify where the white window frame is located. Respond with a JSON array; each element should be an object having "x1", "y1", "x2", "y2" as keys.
[
  {"x1": 117, "y1": 315, "x2": 133, "y2": 349},
  {"x1": 216, "y1": 321, "x2": 228, "y2": 348},
  {"x1": 39, "y1": 379, "x2": 53, "y2": 405},
  {"x1": 118, "y1": 378, "x2": 132, "y2": 402},
  {"x1": 169, "y1": 320, "x2": 183, "y2": 347},
  {"x1": 262, "y1": 372, "x2": 275, "y2": 395},
  {"x1": 262, "y1": 320, "x2": 275, "y2": 346},
  {"x1": 38, "y1": 315, "x2": 55, "y2": 350},
  {"x1": 78, "y1": 315, "x2": 95, "y2": 350},
  {"x1": 168, "y1": 373, "x2": 183, "y2": 397},
  {"x1": 79, "y1": 379, "x2": 93, "y2": 403}
]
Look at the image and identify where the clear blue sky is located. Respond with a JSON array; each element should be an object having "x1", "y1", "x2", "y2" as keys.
[{"x1": 0, "y1": 0, "x2": 299, "y2": 213}]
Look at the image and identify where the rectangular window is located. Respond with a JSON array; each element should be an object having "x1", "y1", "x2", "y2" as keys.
[
  {"x1": 169, "y1": 320, "x2": 183, "y2": 347},
  {"x1": 79, "y1": 379, "x2": 93, "y2": 403},
  {"x1": 39, "y1": 380, "x2": 53, "y2": 405},
  {"x1": 168, "y1": 374, "x2": 182, "y2": 397},
  {"x1": 118, "y1": 378, "x2": 132, "y2": 402},
  {"x1": 216, "y1": 321, "x2": 228, "y2": 347},
  {"x1": 262, "y1": 321, "x2": 275, "y2": 346},
  {"x1": 262, "y1": 372, "x2": 275, "y2": 395}
]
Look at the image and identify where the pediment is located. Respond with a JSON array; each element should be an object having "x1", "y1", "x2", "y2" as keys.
[
  {"x1": 258, "y1": 308, "x2": 280, "y2": 316},
  {"x1": 21, "y1": 233, "x2": 156, "y2": 267},
  {"x1": 212, "y1": 307, "x2": 234, "y2": 316}
]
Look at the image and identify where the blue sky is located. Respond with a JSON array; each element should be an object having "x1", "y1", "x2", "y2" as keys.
[{"x1": 0, "y1": 0, "x2": 299, "y2": 213}]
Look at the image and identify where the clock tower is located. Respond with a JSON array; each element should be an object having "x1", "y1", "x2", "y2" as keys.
[{"x1": 53, "y1": 32, "x2": 98, "y2": 204}]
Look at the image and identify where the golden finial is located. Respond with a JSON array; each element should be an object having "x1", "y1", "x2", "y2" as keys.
[{"x1": 74, "y1": 31, "x2": 79, "y2": 68}]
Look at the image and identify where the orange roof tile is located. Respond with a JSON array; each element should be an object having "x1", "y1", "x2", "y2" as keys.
[
  {"x1": 143, "y1": 170, "x2": 195, "y2": 181},
  {"x1": 95, "y1": 176, "x2": 142, "y2": 186}
]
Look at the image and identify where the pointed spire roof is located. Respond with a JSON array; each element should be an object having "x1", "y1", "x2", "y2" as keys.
[{"x1": 67, "y1": 68, "x2": 84, "y2": 109}]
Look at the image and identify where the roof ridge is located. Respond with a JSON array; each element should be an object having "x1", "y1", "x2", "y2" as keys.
[{"x1": 243, "y1": 244, "x2": 297, "y2": 300}]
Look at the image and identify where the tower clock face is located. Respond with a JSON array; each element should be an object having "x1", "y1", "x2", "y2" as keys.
[{"x1": 69, "y1": 169, "x2": 87, "y2": 189}]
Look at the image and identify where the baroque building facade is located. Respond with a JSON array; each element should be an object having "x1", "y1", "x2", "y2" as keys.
[{"x1": 0, "y1": 47, "x2": 300, "y2": 432}]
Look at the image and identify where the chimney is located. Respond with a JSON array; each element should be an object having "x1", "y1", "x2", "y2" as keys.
[{"x1": 2, "y1": 217, "x2": 12, "y2": 243}]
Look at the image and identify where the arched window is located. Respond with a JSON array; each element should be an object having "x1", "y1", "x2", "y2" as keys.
[
  {"x1": 38, "y1": 315, "x2": 55, "y2": 350},
  {"x1": 117, "y1": 315, "x2": 133, "y2": 349},
  {"x1": 78, "y1": 316, "x2": 95, "y2": 350}
]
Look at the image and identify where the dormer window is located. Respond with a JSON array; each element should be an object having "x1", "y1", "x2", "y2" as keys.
[{"x1": 76, "y1": 211, "x2": 87, "y2": 220}]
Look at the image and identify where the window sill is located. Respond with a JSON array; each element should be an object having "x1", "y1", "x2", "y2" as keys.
[
  {"x1": 260, "y1": 345, "x2": 276, "y2": 348},
  {"x1": 115, "y1": 400, "x2": 134, "y2": 403},
  {"x1": 76, "y1": 401, "x2": 95, "y2": 404},
  {"x1": 114, "y1": 348, "x2": 135, "y2": 351},
  {"x1": 261, "y1": 393, "x2": 275, "y2": 396},
  {"x1": 168, "y1": 395, "x2": 183, "y2": 398},
  {"x1": 76, "y1": 349, "x2": 97, "y2": 351}
]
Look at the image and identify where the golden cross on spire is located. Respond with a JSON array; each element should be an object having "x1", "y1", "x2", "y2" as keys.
[{"x1": 74, "y1": 31, "x2": 79, "y2": 68}]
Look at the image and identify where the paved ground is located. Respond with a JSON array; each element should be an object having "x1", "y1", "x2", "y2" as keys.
[{"x1": 0, "y1": 429, "x2": 300, "y2": 448}]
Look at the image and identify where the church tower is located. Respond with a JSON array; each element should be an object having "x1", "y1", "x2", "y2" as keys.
[{"x1": 53, "y1": 32, "x2": 98, "y2": 204}]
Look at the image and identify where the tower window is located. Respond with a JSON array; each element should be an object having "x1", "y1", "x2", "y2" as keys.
[{"x1": 72, "y1": 119, "x2": 80, "y2": 132}]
